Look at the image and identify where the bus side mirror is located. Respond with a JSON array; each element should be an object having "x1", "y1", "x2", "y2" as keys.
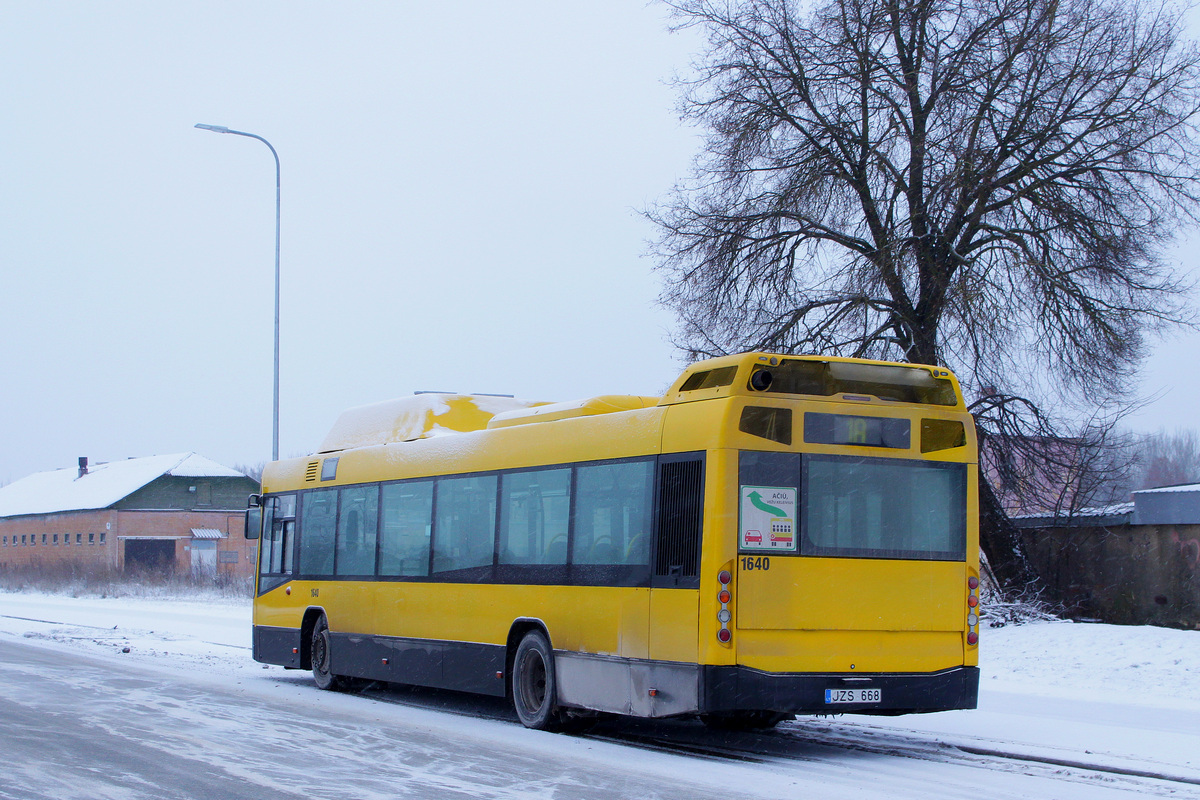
[{"x1": 244, "y1": 505, "x2": 262, "y2": 540}]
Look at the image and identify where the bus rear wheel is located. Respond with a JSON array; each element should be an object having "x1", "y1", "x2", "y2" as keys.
[
  {"x1": 512, "y1": 630, "x2": 562, "y2": 730},
  {"x1": 311, "y1": 615, "x2": 357, "y2": 692}
]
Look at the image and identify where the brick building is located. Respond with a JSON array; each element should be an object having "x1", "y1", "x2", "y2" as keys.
[{"x1": 0, "y1": 453, "x2": 260, "y2": 578}]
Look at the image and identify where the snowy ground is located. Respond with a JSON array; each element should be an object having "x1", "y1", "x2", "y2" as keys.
[{"x1": 1, "y1": 590, "x2": 1198, "y2": 799}]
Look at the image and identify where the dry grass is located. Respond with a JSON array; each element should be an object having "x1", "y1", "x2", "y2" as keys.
[{"x1": 0, "y1": 562, "x2": 253, "y2": 599}]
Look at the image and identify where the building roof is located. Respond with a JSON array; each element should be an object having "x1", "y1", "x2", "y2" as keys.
[
  {"x1": 1014, "y1": 483, "x2": 1200, "y2": 529},
  {"x1": 1133, "y1": 482, "x2": 1200, "y2": 495},
  {"x1": 1012, "y1": 502, "x2": 1135, "y2": 528},
  {"x1": 0, "y1": 453, "x2": 247, "y2": 519}
]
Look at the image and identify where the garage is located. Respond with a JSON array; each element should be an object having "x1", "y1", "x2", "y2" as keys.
[{"x1": 123, "y1": 539, "x2": 178, "y2": 573}]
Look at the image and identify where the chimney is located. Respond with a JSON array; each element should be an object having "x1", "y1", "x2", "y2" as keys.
[{"x1": 78, "y1": 456, "x2": 89, "y2": 479}]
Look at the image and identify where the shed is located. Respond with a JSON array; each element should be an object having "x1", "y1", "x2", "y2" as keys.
[{"x1": 0, "y1": 453, "x2": 260, "y2": 578}]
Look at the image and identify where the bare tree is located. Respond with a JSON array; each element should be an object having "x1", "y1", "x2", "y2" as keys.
[
  {"x1": 651, "y1": 0, "x2": 1200, "y2": 592},
  {"x1": 234, "y1": 462, "x2": 265, "y2": 483},
  {"x1": 1136, "y1": 428, "x2": 1200, "y2": 487}
]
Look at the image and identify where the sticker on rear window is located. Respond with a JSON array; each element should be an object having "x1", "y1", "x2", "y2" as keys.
[{"x1": 740, "y1": 486, "x2": 797, "y2": 551}]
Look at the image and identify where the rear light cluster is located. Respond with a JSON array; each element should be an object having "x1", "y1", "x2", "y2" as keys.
[
  {"x1": 717, "y1": 569, "x2": 733, "y2": 644},
  {"x1": 966, "y1": 575, "x2": 980, "y2": 646}
]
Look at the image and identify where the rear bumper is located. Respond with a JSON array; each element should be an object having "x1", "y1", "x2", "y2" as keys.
[{"x1": 700, "y1": 665, "x2": 979, "y2": 715}]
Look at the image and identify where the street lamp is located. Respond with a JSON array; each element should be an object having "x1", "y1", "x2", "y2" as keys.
[{"x1": 194, "y1": 123, "x2": 282, "y2": 461}]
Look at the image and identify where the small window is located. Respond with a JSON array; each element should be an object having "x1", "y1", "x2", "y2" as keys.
[
  {"x1": 321, "y1": 458, "x2": 339, "y2": 482},
  {"x1": 379, "y1": 481, "x2": 433, "y2": 577},
  {"x1": 53, "y1": 534, "x2": 58, "y2": 544},
  {"x1": 2, "y1": 536, "x2": 6, "y2": 546},
  {"x1": 921, "y1": 419, "x2": 967, "y2": 453},
  {"x1": 680, "y1": 365, "x2": 738, "y2": 392},
  {"x1": 77, "y1": 533, "x2": 83, "y2": 544},
  {"x1": 739, "y1": 406, "x2": 792, "y2": 445},
  {"x1": 63, "y1": 535, "x2": 70, "y2": 546},
  {"x1": 22, "y1": 535, "x2": 27, "y2": 545},
  {"x1": 99, "y1": 532, "x2": 106, "y2": 545},
  {"x1": 42, "y1": 533, "x2": 48, "y2": 544},
  {"x1": 276, "y1": 494, "x2": 297, "y2": 518},
  {"x1": 88, "y1": 533, "x2": 95, "y2": 544}
]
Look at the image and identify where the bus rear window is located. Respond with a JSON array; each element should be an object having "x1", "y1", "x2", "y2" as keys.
[
  {"x1": 804, "y1": 455, "x2": 966, "y2": 561},
  {"x1": 747, "y1": 360, "x2": 958, "y2": 406},
  {"x1": 739, "y1": 451, "x2": 966, "y2": 561}
]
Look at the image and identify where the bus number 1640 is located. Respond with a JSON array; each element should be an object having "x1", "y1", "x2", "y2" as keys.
[{"x1": 741, "y1": 556, "x2": 770, "y2": 571}]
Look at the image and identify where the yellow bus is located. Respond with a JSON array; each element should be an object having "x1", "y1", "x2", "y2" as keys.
[{"x1": 248, "y1": 353, "x2": 980, "y2": 730}]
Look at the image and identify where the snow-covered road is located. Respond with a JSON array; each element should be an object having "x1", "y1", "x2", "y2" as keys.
[{"x1": 1, "y1": 591, "x2": 1197, "y2": 799}]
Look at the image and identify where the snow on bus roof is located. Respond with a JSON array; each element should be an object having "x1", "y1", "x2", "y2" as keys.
[
  {"x1": 0, "y1": 453, "x2": 245, "y2": 518},
  {"x1": 318, "y1": 394, "x2": 548, "y2": 453}
]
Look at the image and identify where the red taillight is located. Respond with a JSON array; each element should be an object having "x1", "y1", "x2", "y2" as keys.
[
  {"x1": 717, "y1": 569, "x2": 732, "y2": 644},
  {"x1": 966, "y1": 575, "x2": 980, "y2": 645}
]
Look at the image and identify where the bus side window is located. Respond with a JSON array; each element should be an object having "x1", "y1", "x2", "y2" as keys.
[
  {"x1": 573, "y1": 460, "x2": 654, "y2": 566},
  {"x1": 432, "y1": 475, "x2": 497, "y2": 574},
  {"x1": 336, "y1": 485, "x2": 379, "y2": 576},
  {"x1": 260, "y1": 494, "x2": 297, "y2": 576},
  {"x1": 379, "y1": 481, "x2": 433, "y2": 577},
  {"x1": 498, "y1": 468, "x2": 571, "y2": 565},
  {"x1": 298, "y1": 489, "x2": 338, "y2": 577}
]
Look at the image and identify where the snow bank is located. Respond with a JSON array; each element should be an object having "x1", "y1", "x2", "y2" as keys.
[{"x1": 981, "y1": 618, "x2": 1200, "y2": 709}]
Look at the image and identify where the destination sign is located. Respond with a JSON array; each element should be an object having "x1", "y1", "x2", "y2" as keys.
[{"x1": 804, "y1": 413, "x2": 910, "y2": 449}]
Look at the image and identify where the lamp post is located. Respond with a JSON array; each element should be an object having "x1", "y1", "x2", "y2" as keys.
[{"x1": 194, "y1": 123, "x2": 281, "y2": 461}]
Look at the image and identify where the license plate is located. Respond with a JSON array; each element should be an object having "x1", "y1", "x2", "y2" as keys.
[{"x1": 825, "y1": 687, "x2": 882, "y2": 704}]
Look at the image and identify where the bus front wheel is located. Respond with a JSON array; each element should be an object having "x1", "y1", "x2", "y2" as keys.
[{"x1": 512, "y1": 630, "x2": 562, "y2": 730}]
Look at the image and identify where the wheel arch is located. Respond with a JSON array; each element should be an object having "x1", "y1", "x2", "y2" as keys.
[
  {"x1": 299, "y1": 606, "x2": 327, "y2": 671},
  {"x1": 504, "y1": 617, "x2": 551, "y2": 697}
]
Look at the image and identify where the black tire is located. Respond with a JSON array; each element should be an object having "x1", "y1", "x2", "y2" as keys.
[
  {"x1": 311, "y1": 615, "x2": 354, "y2": 692},
  {"x1": 512, "y1": 630, "x2": 562, "y2": 730},
  {"x1": 700, "y1": 710, "x2": 791, "y2": 730}
]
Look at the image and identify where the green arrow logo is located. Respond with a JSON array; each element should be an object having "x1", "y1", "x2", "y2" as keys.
[{"x1": 748, "y1": 490, "x2": 788, "y2": 517}]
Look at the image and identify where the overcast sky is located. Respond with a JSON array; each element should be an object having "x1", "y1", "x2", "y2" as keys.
[{"x1": 1, "y1": 2, "x2": 1197, "y2": 484}]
